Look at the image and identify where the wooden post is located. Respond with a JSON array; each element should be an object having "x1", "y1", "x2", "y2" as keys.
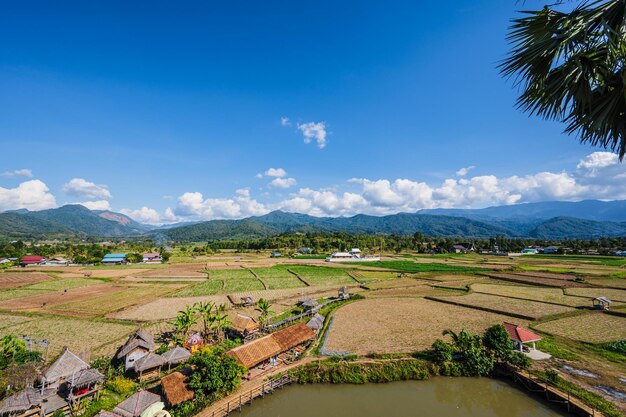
[{"x1": 239, "y1": 395, "x2": 242, "y2": 411}]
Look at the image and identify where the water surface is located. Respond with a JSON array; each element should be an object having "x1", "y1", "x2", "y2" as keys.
[{"x1": 237, "y1": 378, "x2": 566, "y2": 417}]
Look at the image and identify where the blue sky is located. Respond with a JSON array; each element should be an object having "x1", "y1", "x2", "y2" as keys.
[{"x1": 1, "y1": 1, "x2": 624, "y2": 224}]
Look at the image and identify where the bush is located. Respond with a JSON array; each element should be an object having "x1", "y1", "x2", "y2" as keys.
[
  {"x1": 483, "y1": 324, "x2": 513, "y2": 360},
  {"x1": 291, "y1": 359, "x2": 430, "y2": 384},
  {"x1": 508, "y1": 351, "x2": 532, "y2": 370},
  {"x1": 106, "y1": 377, "x2": 137, "y2": 396},
  {"x1": 431, "y1": 339, "x2": 454, "y2": 363},
  {"x1": 602, "y1": 340, "x2": 626, "y2": 355},
  {"x1": 187, "y1": 348, "x2": 245, "y2": 398}
]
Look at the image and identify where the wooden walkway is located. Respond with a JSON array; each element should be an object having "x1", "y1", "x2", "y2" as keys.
[{"x1": 508, "y1": 367, "x2": 604, "y2": 417}]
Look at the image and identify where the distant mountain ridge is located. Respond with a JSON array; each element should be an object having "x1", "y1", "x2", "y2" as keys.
[{"x1": 1, "y1": 200, "x2": 626, "y2": 240}]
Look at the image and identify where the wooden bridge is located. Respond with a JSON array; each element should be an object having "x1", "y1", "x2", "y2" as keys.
[{"x1": 200, "y1": 374, "x2": 294, "y2": 417}]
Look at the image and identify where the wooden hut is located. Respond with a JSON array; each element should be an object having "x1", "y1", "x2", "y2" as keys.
[
  {"x1": 226, "y1": 322, "x2": 315, "y2": 369},
  {"x1": 117, "y1": 329, "x2": 155, "y2": 371},
  {"x1": 306, "y1": 313, "x2": 325, "y2": 332},
  {"x1": 133, "y1": 354, "x2": 166, "y2": 380},
  {"x1": 230, "y1": 314, "x2": 260, "y2": 338},
  {"x1": 66, "y1": 368, "x2": 105, "y2": 405},
  {"x1": 113, "y1": 390, "x2": 162, "y2": 417},
  {"x1": 161, "y1": 347, "x2": 191, "y2": 371},
  {"x1": 298, "y1": 298, "x2": 318, "y2": 311},
  {"x1": 593, "y1": 297, "x2": 612, "y2": 311},
  {"x1": 0, "y1": 388, "x2": 44, "y2": 417},
  {"x1": 42, "y1": 348, "x2": 91, "y2": 389},
  {"x1": 161, "y1": 371, "x2": 194, "y2": 407}
]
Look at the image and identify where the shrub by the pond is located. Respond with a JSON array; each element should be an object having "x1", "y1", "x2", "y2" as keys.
[{"x1": 291, "y1": 359, "x2": 430, "y2": 384}]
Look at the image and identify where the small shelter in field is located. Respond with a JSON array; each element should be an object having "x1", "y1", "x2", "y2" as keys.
[
  {"x1": 133, "y1": 353, "x2": 166, "y2": 380},
  {"x1": 230, "y1": 314, "x2": 260, "y2": 338},
  {"x1": 593, "y1": 297, "x2": 612, "y2": 311},
  {"x1": 226, "y1": 322, "x2": 315, "y2": 369},
  {"x1": 117, "y1": 329, "x2": 156, "y2": 371},
  {"x1": 306, "y1": 313, "x2": 325, "y2": 332},
  {"x1": 66, "y1": 368, "x2": 105, "y2": 403},
  {"x1": 338, "y1": 287, "x2": 350, "y2": 300},
  {"x1": 298, "y1": 297, "x2": 318, "y2": 311},
  {"x1": 161, "y1": 371, "x2": 194, "y2": 407},
  {"x1": 503, "y1": 322, "x2": 542, "y2": 352},
  {"x1": 161, "y1": 347, "x2": 191, "y2": 371},
  {"x1": 113, "y1": 390, "x2": 165, "y2": 417}
]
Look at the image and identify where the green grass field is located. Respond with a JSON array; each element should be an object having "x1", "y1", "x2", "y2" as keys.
[
  {"x1": 253, "y1": 267, "x2": 305, "y2": 289},
  {"x1": 366, "y1": 260, "x2": 487, "y2": 273},
  {"x1": 288, "y1": 265, "x2": 356, "y2": 286},
  {"x1": 172, "y1": 269, "x2": 264, "y2": 296}
]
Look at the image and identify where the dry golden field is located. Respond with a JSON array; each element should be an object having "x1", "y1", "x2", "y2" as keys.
[
  {"x1": 471, "y1": 283, "x2": 592, "y2": 307},
  {"x1": 0, "y1": 272, "x2": 52, "y2": 289},
  {"x1": 534, "y1": 312, "x2": 626, "y2": 343}
]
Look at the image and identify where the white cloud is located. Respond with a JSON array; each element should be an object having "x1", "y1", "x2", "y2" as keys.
[
  {"x1": 255, "y1": 173, "x2": 263, "y2": 179},
  {"x1": 120, "y1": 207, "x2": 163, "y2": 224},
  {"x1": 1, "y1": 169, "x2": 33, "y2": 178},
  {"x1": 456, "y1": 166, "x2": 475, "y2": 177},
  {"x1": 297, "y1": 121, "x2": 328, "y2": 149},
  {"x1": 264, "y1": 168, "x2": 287, "y2": 178},
  {"x1": 270, "y1": 177, "x2": 297, "y2": 189},
  {"x1": 280, "y1": 117, "x2": 291, "y2": 126},
  {"x1": 174, "y1": 188, "x2": 268, "y2": 220},
  {"x1": 78, "y1": 200, "x2": 111, "y2": 211},
  {"x1": 0, "y1": 180, "x2": 56, "y2": 211},
  {"x1": 62, "y1": 178, "x2": 112, "y2": 200},
  {"x1": 577, "y1": 152, "x2": 619, "y2": 170}
]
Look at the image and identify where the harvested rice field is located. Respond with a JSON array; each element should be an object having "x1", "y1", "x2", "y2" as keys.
[
  {"x1": 0, "y1": 277, "x2": 109, "y2": 302},
  {"x1": 0, "y1": 283, "x2": 124, "y2": 311},
  {"x1": 46, "y1": 284, "x2": 184, "y2": 317},
  {"x1": 365, "y1": 278, "x2": 427, "y2": 290},
  {"x1": 0, "y1": 313, "x2": 33, "y2": 329},
  {"x1": 534, "y1": 312, "x2": 626, "y2": 343},
  {"x1": 0, "y1": 272, "x2": 51, "y2": 289},
  {"x1": 563, "y1": 287, "x2": 626, "y2": 303},
  {"x1": 430, "y1": 293, "x2": 575, "y2": 319},
  {"x1": 367, "y1": 286, "x2": 457, "y2": 299},
  {"x1": 471, "y1": 283, "x2": 591, "y2": 307},
  {"x1": 136, "y1": 263, "x2": 207, "y2": 277},
  {"x1": 109, "y1": 295, "x2": 231, "y2": 321},
  {"x1": 486, "y1": 272, "x2": 584, "y2": 287},
  {"x1": 325, "y1": 298, "x2": 528, "y2": 355},
  {"x1": 0, "y1": 314, "x2": 136, "y2": 357}
]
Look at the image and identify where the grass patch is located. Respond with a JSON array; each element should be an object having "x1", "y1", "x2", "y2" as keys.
[
  {"x1": 253, "y1": 267, "x2": 305, "y2": 289},
  {"x1": 287, "y1": 265, "x2": 356, "y2": 286},
  {"x1": 365, "y1": 261, "x2": 487, "y2": 273},
  {"x1": 0, "y1": 278, "x2": 108, "y2": 301}
]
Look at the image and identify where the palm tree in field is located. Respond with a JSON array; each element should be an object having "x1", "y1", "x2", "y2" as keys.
[
  {"x1": 255, "y1": 298, "x2": 274, "y2": 330},
  {"x1": 194, "y1": 301, "x2": 216, "y2": 341},
  {"x1": 500, "y1": 0, "x2": 626, "y2": 159}
]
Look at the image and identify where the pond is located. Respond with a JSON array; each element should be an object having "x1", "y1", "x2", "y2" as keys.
[{"x1": 236, "y1": 378, "x2": 567, "y2": 417}]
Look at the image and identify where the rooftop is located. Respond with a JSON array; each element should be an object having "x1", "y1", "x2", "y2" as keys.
[
  {"x1": 503, "y1": 322, "x2": 542, "y2": 343},
  {"x1": 44, "y1": 348, "x2": 90, "y2": 383},
  {"x1": 113, "y1": 390, "x2": 161, "y2": 417},
  {"x1": 161, "y1": 371, "x2": 194, "y2": 406}
]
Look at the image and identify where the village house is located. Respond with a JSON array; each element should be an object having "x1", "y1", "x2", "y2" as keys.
[
  {"x1": 101, "y1": 254, "x2": 127, "y2": 265},
  {"x1": 43, "y1": 257, "x2": 69, "y2": 267},
  {"x1": 161, "y1": 347, "x2": 191, "y2": 371},
  {"x1": 452, "y1": 242, "x2": 475, "y2": 253},
  {"x1": 230, "y1": 314, "x2": 260, "y2": 339},
  {"x1": 142, "y1": 253, "x2": 162, "y2": 263},
  {"x1": 306, "y1": 313, "x2": 325, "y2": 333},
  {"x1": 0, "y1": 257, "x2": 11, "y2": 265},
  {"x1": 226, "y1": 322, "x2": 315, "y2": 370},
  {"x1": 133, "y1": 353, "x2": 166, "y2": 380},
  {"x1": 117, "y1": 329, "x2": 156, "y2": 372},
  {"x1": 19, "y1": 256, "x2": 46, "y2": 267}
]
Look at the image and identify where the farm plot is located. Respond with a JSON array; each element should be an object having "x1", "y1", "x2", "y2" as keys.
[
  {"x1": 0, "y1": 272, "x2": 51, "y2": 289},
  {"x1": 0, "y1": 313, "x2": 33, "y2": 329},
  {"x1": 170, "y1": 279, "x2": 224, "y2": 297},
  {"x1": 172, "y1": 269, "x2": 263, "y2": 296},
  {"x1": 136, "y1": 263, "x2": 207, "y2": 277},
  {"x1": 0, "y1": 315, "x2": 136, "y2": 357},
  {"x1": 534, "y1": 313, "x2": 626, "y2": 343},
  {"x1": 487, "y1": 272, "x2": 584, "y2": 288},
  {"x1": 348, "y1": 270, "x2": 399, "y2": 283},
  {"x1": 253, "y1": 267, "x2": 305, "y2": 289},
  {"x1": 430, "y1": 293, "x2": 575, "y2": 320},
  {"x1": 47, "y1": 284, "x2": 184, "y2": 317},
  {"x1": 81, "y1": 268, "x2": 152, "y2": 278},
  {"x1": 109, "y1": 295, "x2": 231, "y2": 321},
  {"x1": 586, "y1": 278, "x2": 626, "y2": 289},
  {"x1": 564, "y1": 288, "x2": 626, "y2": 303},
  {"x1": 366, "y1": 278, "x2": 428, "y2": 290},
  {"x1": 471, "y1": 283, "x2": 591, "y2": 307},
  {"x1": 288, "y1": 266, "x2": 356, "y2": 286},
  {"x1": 325, "y1": 298, "x2": 528, "y2": 355},
  {"x1": 367, "y1": 286, "x2": 455, "y2": 299},
  {"x1": 0, "y1": 277, "x2": 108, "y2": 302},
  {"x1": 0, "y1": 283, "x2": 124, "y2": 311},
  {"x1": 366, "y1": 260, "x2": 488, "y2": 273}
]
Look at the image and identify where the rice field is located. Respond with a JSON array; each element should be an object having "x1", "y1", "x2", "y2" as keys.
[
  {"x1": 325, "y1": 298, "x2": 528, "y2": 355},
  {"x1": 0, "y1": 314, "x2": 137, "y2": 357},
  {"x1": 563, "y1": 287, "x2": 626, "y2": 303},
  {"x1": 109, "y1": 295, "x2": 232, "y2": 321},
  {"x1": 534, "y1": 313, "x2": 626, "y2": 343},
  {"x1": 0, "y1": 272, "x2": 51, "y2": 289},
  {"x1": 365, "y1": 260, "x2": 487, "y2": 273},
  {"x1": 430, "y1": 293, "x2": 575, "y2": 319},
  {"x1": 253, "y1": 267, "x2": 305, "y2": 289},
  {"x1": 287, "y1": 265, "x2": 356, "y2": 286},
  {"x1": 471, "y1": 283, "x2": 591, "y2": 307},
  {"x1": 172, "y1": 269, "x2": 263, "y2": 296},
  {"x1": 47, "y1": 284, "x2": 184, "y2": 317},
  {"x1": 347, "y1": 270, "x2": 399, "y2": 283},
  {"x1": 0, "y1": 277, "x2": 108, "y2": 301}
]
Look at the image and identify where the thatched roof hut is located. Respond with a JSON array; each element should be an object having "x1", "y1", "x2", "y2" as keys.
[
  {"x1": 299, "y1": 298, "x2": 318, "y2": 310},
  {"x1": 0, "y1": 388, "x2": 43, "y2": 415},
  {"x1": 43, "y1": 348, "x2": 90, "y2": 384},
  {"x1": 231, "y1": 314, "x2": 260, "y2": 336},
  {"x1": 161, "y1": 371, "x2": 194, "y2": 406},
  {"x1": 113, "y1": 390, "x2": 161, "y2": 417},
  {"x1": 69, "y1": 368, "x2": 104, "y2": 389},
  {"x1": 306, "y1": 313, "x2": 325, "y2": 331},
  {"x1": 161, "y1": 347, "x2": 191, "y2": 367},
  {"x1": 117, "y1": 329, "x2": 155, "y2": 359},
  {"x1": 133, "y1": 354, "x2": 166, "y2": 374},
  {"x1": 94, "y1": 411, "x2": 121, "y2": 417},
  {"x1": 227, "y1": 322, "x2": 315, "y2": 369}
]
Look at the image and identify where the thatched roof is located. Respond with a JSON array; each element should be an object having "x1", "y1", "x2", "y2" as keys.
[
  {"x1": 161, "y1": 372, "x2": 194, "y2": 406},
  {"x1": 113, "y1": 390, "x2": 161, "y2": 417},
  {"x1": 44, "y1": 348, "x2": 90, "y2": 382},
  {"x1": 69, "y1": 368, "x2": 104, "y2": 388},
  {"x1": 117, "y1": 329, "x2": 155, "y2": 359},
  {"x1": 231, "y1": 314, "x2": 260, "y2": 334},
  {"x1": 94, "y1": 411, "x2": 121, "y2": 417},
  {"x1": 161, "y1": 347, "x2": 191, "y2": 365},
  {"x1": 0, "y1": 388, "x2": 42, "y2": 415},
  {"x1": 133, "y1": 353, "x2": 166, "y2": 373},
  {"x1": 299, "y1": 298, "x2": 318, "y2": 309},
  {"x1": 306, "y1": 313, "x2": 325, "y2": 331},
  {"x1": 227, "y1": 322, "x2": 315, "y2": 369}
]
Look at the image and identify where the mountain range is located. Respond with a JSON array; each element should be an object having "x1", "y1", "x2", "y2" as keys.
[{"x1": 1, "y1": 200, "x2": 626, "y2": 240}]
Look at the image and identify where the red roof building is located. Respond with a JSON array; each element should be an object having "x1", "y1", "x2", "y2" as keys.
[
  {"x1": 20, "y1": 256, "x2": 46, "y2": 266},
  {"x1": 503, "y1": 322, "x2": 541, "y2": 352}
]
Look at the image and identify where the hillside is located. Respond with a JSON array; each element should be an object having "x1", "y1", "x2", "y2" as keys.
[{"x1": 528, "y1": 217, "x2": 626, "y2": 239}]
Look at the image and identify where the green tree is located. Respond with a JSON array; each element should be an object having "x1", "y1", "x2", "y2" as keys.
[
  {"x1": 187, "y1": 348, "x2": 245, "y2": 398},
  {"x1": 483, "y1": 324, "x2": 513, "y2": 360},
  {"x1": 501, "y1": 0, "x2": 626, "y2": 159},
  {"x1": 194, "y1": 301, "x2": 216, "y2": 341},
  {"x1": 431, "y1": 339, "x2": 454, "y2": 363}
]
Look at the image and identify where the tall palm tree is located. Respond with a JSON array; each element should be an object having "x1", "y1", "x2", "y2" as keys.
[
  {"x1": 255, "y1": 298, "x2": 274, "y2": 330},
  {"x1": 500, "y1": 0, "x2": 626, "y2": 159},
  {"x1": 194, "y1": 301, "x2": 215, "y2": 341}
]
